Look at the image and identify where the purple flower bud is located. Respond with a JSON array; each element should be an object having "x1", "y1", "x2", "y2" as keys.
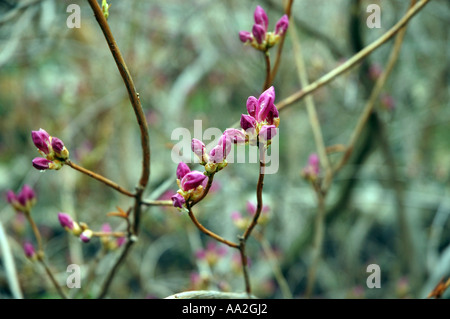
[
  {"x1": 275, "y1": 14, "x2": 289, "y2": 36},
  {"x1": 308, "y1": 153, "x2": 320, "y2": 175},
  {"x1": 31, "y1": 129, "x2": 51, "y2": 155},
  {"x1": 176, "y1": 162, "x2": 191, "y2": 180},
  {"x1": 246, "y1": 96, "x2": 259, "y2": 119},
  {"x1": 17, "y1": 185, "x2": 36, "y2": 207},
  {"x1": 231, "y1": 211, "x2": 242, "y2": 221},
  {"x1": 239, "y1": 31, "x2": 253, "y2": 43},
  {"x1": 23, "y1": 242, "x2": 35, "y2": 258},
  {"x1": 191, "y1": 139, "x2": 206, "y2": 161},
  {"x1": 246, "y1": 201, "x2": 256, "y2": 215},
  {"x1": 58, "y1": 212, "x2": 74, "y2": 230},
  {"x1": 51, "y1": 137, "x2": 64, "y2": 154},
  {"x1": 101, "y1": 223, "x2": 112, "y2": 233},
  {"x1": 171, "y1": 193, "x2": 186, "y2": 208},
  {"x1": 224, "y1": 128, "x2": 246, "y2": 144},
  {"x1": 252, "y1": 24, "x2": 266, "y2": 44},
  {"x1": 218, "y1": 134, "x2": 232, "y2": 157},
  {"x1": 80, "y1": 229, "x2": 93, "y2": 243},
  {"x1": 32, "y1": 158, "x2": 53, "y2": 170},
  {"x1": 209, "y1": 134, "x2": 232, "y2": 163},
  {"x1": 180, "y1": 171, "x2": 207, "y2": 191},
  {"x1": 258, "y1": 86, "x2": 277, "y2": 123},
  {"x1": 254, "y1": 5, "x2": 268, "y2": 32},
  {"x1": 240, "y1": 114, "x2": 257, "y2": 132},
  {"x1": 6, "y1": 190, "x2": 17, "y2": 205},
  {"x1": 259, "y1": 125, "x2": 277, "y2": 142},
  {"x1": 116, "y1": 237, "x2": 126, "y2": 247}
]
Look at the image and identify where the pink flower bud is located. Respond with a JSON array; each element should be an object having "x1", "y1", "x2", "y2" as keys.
[
  {"x1": 239, "y1": 31, "x2": 253, "y2": 43},
  {"x1": 180, "y1": 171, "x2": 207, "y2": 191},
  {"x1": 209, "y1": 134, "x2": 231, "y2": 163},
  {"x1": 254, "y1": 5, "x2": 268, "y2": 32},
  {"x1": 240, "y1": 114, "x2": 257, "y2": 132},
  {"x1": 117, "y1": 237, "x2": 126, "y2": 247},
  {"x1": 224, "y1": 128, "x2": 246, "y2": 144},
  {"x1": 252, "y1": 23, "x2": 266, "y2": 44},
  {"x1": 275, "y1": 14, "x2": 289, "y2": 36},
  {"x1": 58, "y1": 212, "x2": 74, "y2": 229},
  {"x1": 176, "y1": 162, "x2": 191, "y2": 180},
  {"x1": 6, "y1": 190, "x2": 17, "y2": 205},
  {"x1": 51, "y1": 137, "x2": 64, "y2": 153},
  {"x1": 246, "y1": 96, "x2": 259, "y2": 119},
  {"x1": 231, "y1": 211, "x2": 243, "y2": 222},
  {"x1": 191, "y1": 139, "x2": 206, "y2": 162},
  {"x1": 31, "y1": 129, "x2": 51, "y2": 155},
  {"x1": 80, "y1": 229, "x2": 93, "y2": 243},
  {"x1": 259, "y1": 125, "x2": 277, "y2": 143},
  {"x1": 246, "y1": 201, "x2": 256, "y2": 215},
  {"x1": 171, "y1": 193, "x2": 186, "y2": 208},
  {"x1": 17, "y1": 185, "x2": 36, "y2": 207},
  {"x1": 101, "y1": 223, "x2": 112, "y2": 233},
  {"x1": 258, "y1": 86, "x2": 277, "y2": 123},
  {"x1": 23, "y1": 242, "x2": 35, "y2": 259},
  {"x1": 32, "y1": 158, "x2": 53, "y2": 170},
  {"x1": 308, "y1": 153, "x2": 320, "y2": 175}
]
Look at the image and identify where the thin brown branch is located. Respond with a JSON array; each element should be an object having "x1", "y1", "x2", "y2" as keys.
[
  {"x1": 242, "y1": 148, "x2": 266, "y2": 240},
  {"x1": 86, "y1": 0, "x2": 150, "y2": 189},
  {"x1": 141, "y1": 199, "x2": 173, "y2": 207},
  {"x1": 65, "y1": 160, "x2": 135, "y2": 197},
  {"x1": 92, "y1": 231, "x2": 126, "y2": 238},
  {"x1": 97, "y1": 240, "x2": 134, "y2": 299},
  {"x1": 269, "y1": 0, "x2": 294, "y2": 84},
  {"x1": 305, "y1": 190, "x2": 326, "y2": 298},
  {"x1": 25, "y1": 213, "x2": 43, "y2": 253},
  {"x1": 39, "y1": 257, "x2": 68, "y2": 299},
  {"x1": 187, "y1": 208, "x2": 239, "y2": 249},
  {"x1": 276, "y1": 0, "x2": 430, "y2": 113},
  {"x1": 290, "y1": 16, "x2": 333, "y2": 192},
  {"x1": 238, "y1": 237, "x2": 251, "y2": 295},
  {"x1": 191, "y1": 174, "x2": 215, "y2": 207},
  {"x1": 262, "y1": 52, "x2": 272, "y2": 91}
]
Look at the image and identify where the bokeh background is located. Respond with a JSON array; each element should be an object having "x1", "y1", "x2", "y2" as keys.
[{"x1": 0, "y1": 0, "x2": 449, "y2": 298}]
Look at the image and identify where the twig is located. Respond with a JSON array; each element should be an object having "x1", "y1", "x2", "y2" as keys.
[
  {"x1": 86, "y1": 0, "x2": 150, "y2": 189},
  {"x1": 262, "y1": 52, "x2": 272, "y2": 91},
  {"x1": 25, "y1": 213, "x2": 68, "y2": 299},
  {"x1": 289, "y1": 16, "x2": 333, "y2": 192},
  {"x1": 190, "y1": 175, "x2": 214, "y2": 207},
  {"x1": 238, "y1": 237, "x2": 251, "y2": 295},
  {"x1": 38, "y1": 257, "x2": 68, "y2": 299},
  {"x1": 25, "y1": 213, "x2": 43, "y2": 253},
  {"x1": 65, "y1": 160, "x2": 135, "y2": 197},
  {"x1": 242, "y1": 148, "x2": 266, "y2": 240},
  {"x1": 254, "y1": 231, "x2": 293, "y2": 298},
  {"x1": 276, "y1": 0, "x2": 431, "y2": 113},
  {"x1": 238, "y1": 147, "x2": 266, "y2": 295},
  {"x1": 97, "y1": 240, "x2": 134, "y2": 299},
  {"x1": 141, "y1": 200, "x2": 173, "y2": 207},
  {"x1": 92, "y1": 231, "x2": 126, "y2": 238},
  {"x1": 187, "y1": 208, "x2": 238, "y2": 249},
  {"x1": 305, "y1": 189, "x2": 326, "y2": 298},
  {"x1": 269, "y1": 0, "x2": 294, "y2": 84}
]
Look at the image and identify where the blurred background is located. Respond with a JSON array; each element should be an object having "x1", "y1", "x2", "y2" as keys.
[{"x1": 0, "y1": 0, "x2": 449, "y2": 298}]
